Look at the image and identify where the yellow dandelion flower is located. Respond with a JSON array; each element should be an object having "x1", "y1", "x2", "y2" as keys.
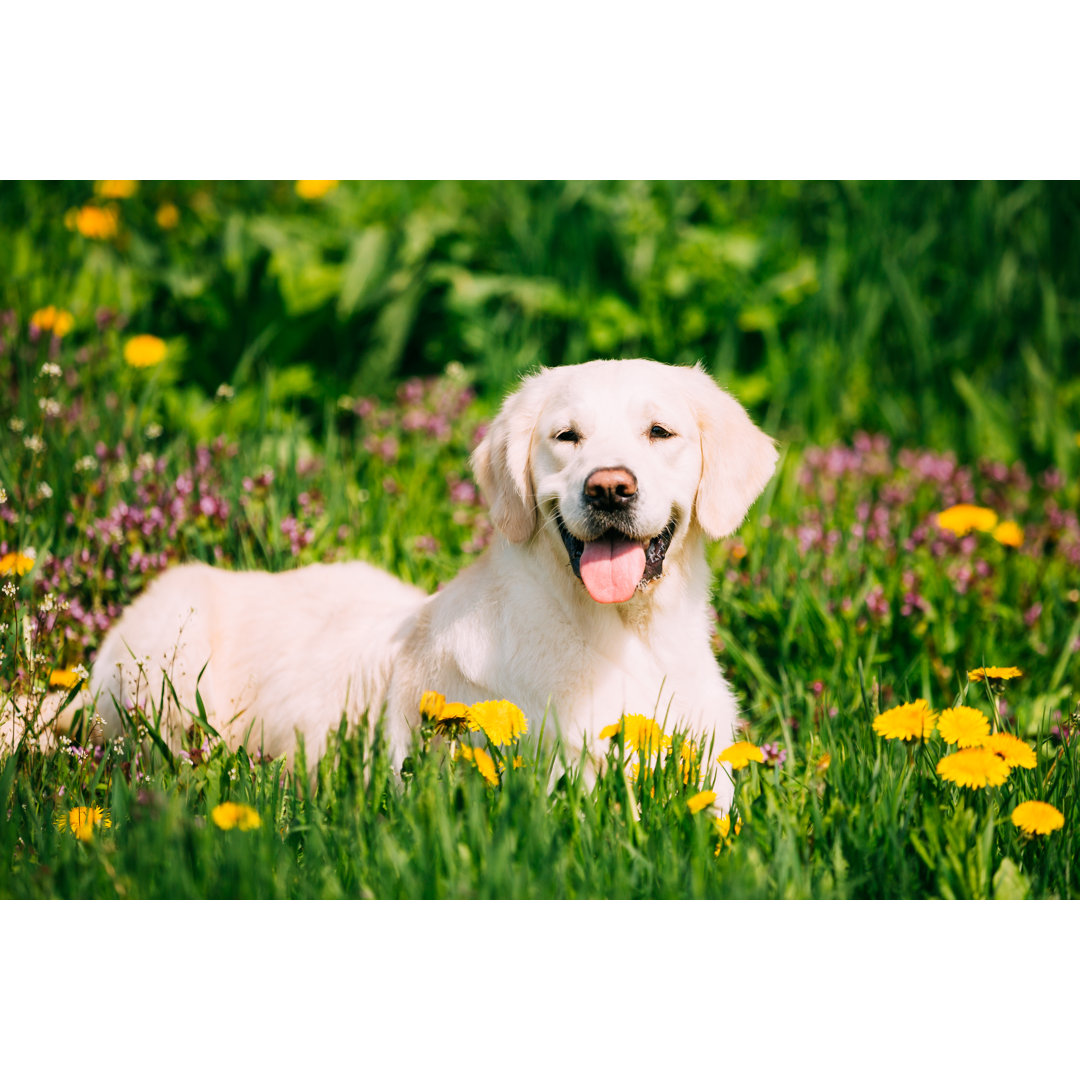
[
  {"x1": 716, "y1": 814, "x2": 742, "y2": 838},
  {"x1": 992, "y1": 521, "x2": 1023, "y2": 548},
  {"x1": 982, "y1": 732, "x2": 1036, "y2": 769},
  {"x1": 967, "y1": 666, "x2": 1023, "y2": 683},
  {"x1": 623, "y1": 715, "x2": 669, "y2": 754},
  {"x1": 156, "y1": 202, "x2": 180, "y2": 229},
  {"x1": 717, "y1": 741, "x2": 765, "y2": 769},
  {"x1": 458, "y1": 744, "x2": 498, "y2": 786},
  {"x1": 679, "y1": 740, "x2": 700, "y2": 783},
  {"x1": 419, "y1": 690, "x2": 446, "y2": 721},
  {"x1": 713, "y1": 814, "x2": 742, "y2": 853},
  {"x1": 436, "y1": 706, "x2": 470, "y2": 738},
  {"x1": 30, "y1": 306, "x2": 58, "y2": 330},
  {"x1": 30, "y1": 306, "x2": 75, "y2": 338},
  {"x1": 95, "y1": 180, "x2": 138, "y2": 199},
  {"x1": 687, "y1": 789, "x2": 717, "y2": 814},
  {"x1": 937, "y1": 504, "x2": 999, "y2": 537},
  {"x1": 65, "y1": 204, "x2": 119, "y2": 240},
  {"x1": 49, "y1": 668, "x2": 84, "y2": 690},
  {"x1": 1011, "y1": 800, "x2": 1065, "y2": 836},
  {"x1": 0, "y1": 551, "x2": 35, "y2": 576},
  {"x1": 123, "y1": 334, "x2": 167, "y2": 368},
  {"x1": 211, "y1": 802, "x2": 262, "y2": 831},
  {"x1": 466, "y1": 699, "x2": 528, "y2": 746},
  {"x1": 295, "y1": 180, "x2": 339, "y2": 200},
  {"x1": 936, "y1": 747, "x2": 1011, "y2": 789},
  {"x1": 419, "y1": 691, "x2": 470, "y2": 739},
  {"x1": 600, "y1": 713, "x2": 671, "y2": 755},
  {"x1": 872, "y1": 699, "x2": 937, "y2": 741},
  {"x1": 937, "y1": 705, "x2": 991, "y2": 747},
  {"x1": 56, "y1": 806, "x2": 110, "y2": 841}
]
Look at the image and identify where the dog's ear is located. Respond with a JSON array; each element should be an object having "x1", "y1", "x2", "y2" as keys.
[
  {"x1": 687, "y1": 365, "x2": 779, "y2": 540},
  {"x1": 471, "y1": 374, "x2": 545, "y2": 543}
]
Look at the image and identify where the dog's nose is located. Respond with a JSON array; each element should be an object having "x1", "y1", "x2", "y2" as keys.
[{"x1": 584, "y1": 467, "x2": 638, "y2": 510}]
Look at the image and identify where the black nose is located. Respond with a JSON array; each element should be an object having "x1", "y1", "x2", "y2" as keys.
[{"x1": 584, "y1": 467, "x2": 638, "y2": 511}]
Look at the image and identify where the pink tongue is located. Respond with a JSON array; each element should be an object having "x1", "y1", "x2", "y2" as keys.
[{"x1": 579, "y1": 536, "x2": 646, "y2": 604}]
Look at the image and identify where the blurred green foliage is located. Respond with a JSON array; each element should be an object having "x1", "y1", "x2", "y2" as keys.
[{"x1": 3, "y1": 180, "x2": 1078, "y2": 470}]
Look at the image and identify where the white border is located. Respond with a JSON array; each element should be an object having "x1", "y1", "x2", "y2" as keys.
[
  {"x1": 3, "y1": 2, "x2": 1077, "y2": 177},
  {"x1": 1, "y1": 900, "x2": 1074, "y2": 1073}
]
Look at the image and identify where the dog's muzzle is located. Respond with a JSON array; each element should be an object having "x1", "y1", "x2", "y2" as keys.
[{"x1": 556, "y1": 513, "x2": 676, "y2": 604}]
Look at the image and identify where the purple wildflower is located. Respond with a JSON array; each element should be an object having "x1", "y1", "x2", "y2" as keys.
[{"x1": 760, "y1": 742, "x2": 787, "y2": 767}]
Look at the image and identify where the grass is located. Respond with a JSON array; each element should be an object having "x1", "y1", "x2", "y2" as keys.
[{"x1": 2, "y1": 181, "x2": 1079, "y2": 899}]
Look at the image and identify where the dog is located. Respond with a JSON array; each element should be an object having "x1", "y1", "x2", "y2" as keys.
[{"x1": 19, "y1": 359, "x2": 777, "y2": 801}]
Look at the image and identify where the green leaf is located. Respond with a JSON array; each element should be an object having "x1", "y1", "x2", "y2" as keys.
[
  {"x1": 992, "y1": 857, "x2": 1030, "y2": 900},
  {"x1": 338, "y1": 226, "x2": 390, "y2": 318}
]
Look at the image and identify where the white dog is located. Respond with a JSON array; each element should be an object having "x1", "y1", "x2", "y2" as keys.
[{"x1": 29, "y1": 359, "x2": 777, "y2": 800}]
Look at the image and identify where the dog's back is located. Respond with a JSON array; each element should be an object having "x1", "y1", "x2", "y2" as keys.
[{"x1": 89, "y1": 561, "x2": 426, "y2": 761}]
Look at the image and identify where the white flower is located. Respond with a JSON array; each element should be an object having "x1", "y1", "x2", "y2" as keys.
[
  {"x1": 37, "y1": 482, "x2": 53, "y2": 500},
  {"x1": 3, "y1": 582, "x2": 17, "y2": 598},
  {"x1": 74, "y1": 664, "x2": 89, "y2": 680},
  {"x1": 38, "y1": 398, "x2": 61, "y2": 418},
  {"x1": 40, "y1": 362, "x2": 62, "y2": 378},
  {"x1": 9, "y1": 418, "x2": 24, "y2": 433},
  {"x1": 144, "y1": 422, "x2": 163, "y2": 440},
  {"x1": 24, "y1": 434, "x2": 44, "y2": 453},
  {"x1": 0, "y1": 487, "x2": 6, "y2": 503},
  {"x1": 74, "y1": 456, "x2": 97, "y2": 473},
  {"x1": 215, "y1": 384, "x2": 235, "y2": 401}
]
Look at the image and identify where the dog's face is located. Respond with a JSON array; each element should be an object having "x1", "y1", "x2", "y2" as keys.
[
  {"x1": 473, "y1": 359, "x2": 778, "y2": 604},
  {"x1": 528, "y1": 365, "x2": 703, "y2": 603}
]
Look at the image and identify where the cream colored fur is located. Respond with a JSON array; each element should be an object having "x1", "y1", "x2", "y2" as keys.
[{"x1": 10, "y1": 359, "x2": 777, "y2": 802}]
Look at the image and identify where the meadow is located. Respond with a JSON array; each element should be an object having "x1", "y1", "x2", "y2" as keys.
[{"x1": 1, "y1": 180, "x2": 1078, "y2": 899}]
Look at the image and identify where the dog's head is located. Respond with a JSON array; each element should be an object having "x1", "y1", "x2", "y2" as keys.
[{"x1": 472, "y1": 359, "x2": 778, "y2": 604}]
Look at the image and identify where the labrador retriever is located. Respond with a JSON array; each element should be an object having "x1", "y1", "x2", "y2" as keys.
[{"x1": 27, "y1": 359, "x2": 777, "y2": 799}]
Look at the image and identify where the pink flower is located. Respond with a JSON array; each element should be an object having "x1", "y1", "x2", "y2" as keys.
[{"x1": 760, "y1": 742, "x2": 787, "y2": 766}]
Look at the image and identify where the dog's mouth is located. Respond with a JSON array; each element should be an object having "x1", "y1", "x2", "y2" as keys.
[{"x1": 556, "y1": 514, "x2": 676, "y2": 604}]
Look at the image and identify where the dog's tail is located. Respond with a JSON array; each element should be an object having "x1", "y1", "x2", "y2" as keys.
[{"x1": 0, "y1": 687, "x2": 96, "y2": 754}]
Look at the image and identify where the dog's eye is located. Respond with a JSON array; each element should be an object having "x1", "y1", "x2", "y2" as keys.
[
  {"x1": 649, "y1": 424, "x2": 675, "y2": 440},
  {"x1": 554, "y1": 429, "x2": 581, "y2": 444}
]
